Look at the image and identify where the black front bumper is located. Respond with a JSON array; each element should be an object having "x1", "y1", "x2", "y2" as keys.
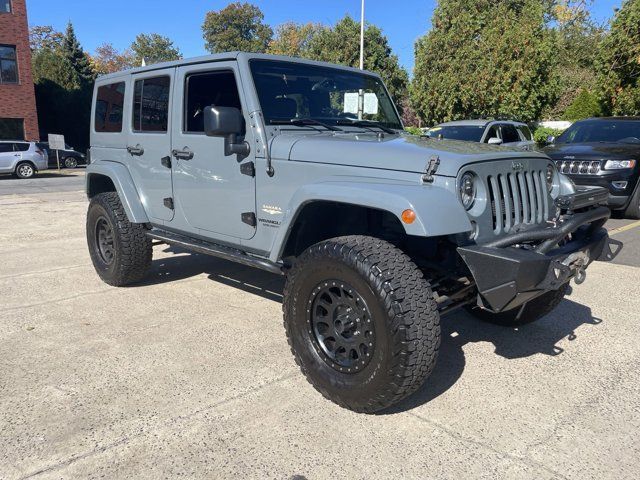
[{"x1": 458, "y1": 207, "x2": 621, "y2": 313}]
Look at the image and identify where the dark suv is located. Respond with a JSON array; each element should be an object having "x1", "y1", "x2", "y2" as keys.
[
  {"x1": 544, "y1": 117, "x2": 640, "y2": 218},
  {"x1": 37, "y1": 142, "x2": 86, "y2": 169}
]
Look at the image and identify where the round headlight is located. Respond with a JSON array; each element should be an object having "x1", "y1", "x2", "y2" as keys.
[
  {"x1": 546, "y1": 164, "x2": 555, "y2": 192},
  {"x1": 459, "y1": 172, "x2": 477, "y2": 210}
]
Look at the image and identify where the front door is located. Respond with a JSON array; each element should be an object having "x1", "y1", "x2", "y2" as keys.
[
  {"x1": 127, "y1": 71, "x2": 175, "y2": 222},
  {"x1": 0, "y1": 143, "x2": 17, "y2": 172},
  {"x1": 171, "y1": 63, "x2": 256, "y2": 240}
]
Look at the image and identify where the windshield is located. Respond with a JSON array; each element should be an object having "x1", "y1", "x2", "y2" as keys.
[
  {"x1": 556, "y1": 120, "x2": 640, "y2": 144},
  {"x1": 250, "y1": 60, "x2": 403, "y2": 130},
  {"x1": 427, "y1": 125, "x2": 485, "y2": 142}
]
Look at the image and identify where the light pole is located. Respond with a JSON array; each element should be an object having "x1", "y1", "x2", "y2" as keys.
[{"x1": 359, "y1": 0, "x2": 365, "y2": 70}]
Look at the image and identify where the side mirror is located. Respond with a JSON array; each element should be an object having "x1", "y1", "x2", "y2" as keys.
[
  {"x1": 546, "y1": 135, "x2": 555, "y2": 144},
  {"x1": 204, "y1": 106, "x2": 250, "y2": 157},
  {"x1": 488, "y1": 137, "x2": 503, "y2": 145}
]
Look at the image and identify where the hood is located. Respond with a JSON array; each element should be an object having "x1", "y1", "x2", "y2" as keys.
[
  {"x1": 270, "y1": 132, "x2": 550, "y2": 177},
  {"x1": 544, "y1": 142, "x2": 640, "y2": 161}
]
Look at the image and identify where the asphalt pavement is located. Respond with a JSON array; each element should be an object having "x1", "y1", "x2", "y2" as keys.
[{"x1": 1, "y1": 172, "x2": 639, "y2": 479}]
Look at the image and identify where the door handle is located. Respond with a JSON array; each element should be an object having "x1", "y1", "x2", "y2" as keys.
[
  {"x1": 172, "y1": 147, "x2": 194, "y2": 161},
  {"x1": 127, "y1": 144, "x2": 144, "y2": 156}
]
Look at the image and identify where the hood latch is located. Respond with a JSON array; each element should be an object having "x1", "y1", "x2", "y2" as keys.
[{"x1": 422, "y1": 156, "x2": 440, "y2": 183}]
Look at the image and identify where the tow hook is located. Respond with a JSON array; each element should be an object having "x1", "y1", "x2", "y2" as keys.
[{"x1": 562, "y1": 251, "x2": 590, "y2": 285}]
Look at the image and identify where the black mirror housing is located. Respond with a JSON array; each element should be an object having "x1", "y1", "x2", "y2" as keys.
[{"x1": 204, "y1": 106, "x2": 250, "y2": 157}]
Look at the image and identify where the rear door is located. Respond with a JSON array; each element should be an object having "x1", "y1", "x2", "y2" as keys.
[
  {"x1": 0, "y1": 142, "x2": 17, "y2": 172},
  {"x1": 127, "y1": 71, "x2": 175, "y2": 222},
  {"x1": 170, "y1": 62, "x2": 256, "y2": 239}
]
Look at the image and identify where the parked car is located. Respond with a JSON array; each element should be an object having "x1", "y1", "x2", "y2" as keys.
[
  {"x1": 427, "y1": 119, "x2": 536, "y2": 150},
  {"x1": 0, "y1": 140, "x2": 48, "y2": 178},
  {"x1": 544, "y1": 117, "x2": 640, "y2": 219},
  {"x1": 86, "y1": 53, "x2": 617, "y2": 413},
  {"x1": 37, "y1": 142, "x2": 86, "y2": 169}
]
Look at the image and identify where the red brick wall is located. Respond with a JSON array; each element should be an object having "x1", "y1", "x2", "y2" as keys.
[{"x1": 0, "y1": 0, "x2": 39, "y2": 141}]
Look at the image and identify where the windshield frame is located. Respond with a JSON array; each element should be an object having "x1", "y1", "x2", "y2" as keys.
[{"x1": 248, "y1": 59, "x2": 404, "y2": 131}]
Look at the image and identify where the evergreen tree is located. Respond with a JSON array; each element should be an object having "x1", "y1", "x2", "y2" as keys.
[{"x1": 62, "y1": 22, "x2": 94, "y2": 85}]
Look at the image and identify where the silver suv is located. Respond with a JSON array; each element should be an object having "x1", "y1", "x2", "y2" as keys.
[
  {"x1": 85, "y1": 53, "x2": 618, "y2": 413},
  {"x1": 0, "y1": 140, "x2": 48, "y2": 178},
  {"x1": 427, "y1": 119, "x2": 536, "y2": 150}
]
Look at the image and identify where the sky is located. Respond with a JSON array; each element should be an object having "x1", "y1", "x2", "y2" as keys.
[{"x1": 26, "y1": 0, "x2": 623, "y2": 73}]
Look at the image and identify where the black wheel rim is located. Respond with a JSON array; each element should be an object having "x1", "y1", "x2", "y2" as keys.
[
  {"x1": 95, "y1": 216, "x2": 115, "y2": 265},
  {"x1": 307, "y1": 280, "x2": 375, "y2": 373}
]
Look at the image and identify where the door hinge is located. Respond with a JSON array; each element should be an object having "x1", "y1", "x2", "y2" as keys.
[
  {"x1": 240, "y1": 161, "x2": 255, "y2": 177},
  {"x1": 163, "y1": 197, "x2": 174, "y2": 210},
  {"x1": 241, "y1": 212, "x2": 257, "y2": 227},
  {"x1": 161, "y1": 156, "x2": 172, "y2": 169}
]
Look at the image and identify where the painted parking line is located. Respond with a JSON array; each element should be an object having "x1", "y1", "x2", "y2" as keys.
[{"x1": 609, "y1": 220, "x2": 640, "y2": 236}]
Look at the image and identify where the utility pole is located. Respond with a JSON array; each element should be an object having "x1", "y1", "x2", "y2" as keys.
[{"x1": 359, "y1": 0, "x2": 365, "y2": 70}]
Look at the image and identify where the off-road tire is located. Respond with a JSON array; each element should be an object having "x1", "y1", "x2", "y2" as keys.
[
  {"x1": 15, "y1": 162, "x2": 35, "y2": 179},
  {"x1": 86, "y1": 192, "x2": 152, "y2": 286},
  {"x1": 283, "y1": 235, "x2": 440, "y2": 413},
  {"x1": 623, "y1": 183, "x2": 640, "y2": 220},
  {"x1": 64, "y1": 157, "x2": 78, "y2": 169},
  {"x1": 467, "y1": 283, "x2": 570, "y2": 326}
]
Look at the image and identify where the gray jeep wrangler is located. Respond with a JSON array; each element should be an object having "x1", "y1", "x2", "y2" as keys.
[{"x1": 86, "y1": 53, "x2": 619, "y2": 413}]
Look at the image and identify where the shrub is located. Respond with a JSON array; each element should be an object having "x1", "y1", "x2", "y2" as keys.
[
  {"x1": 404, "y1": 126, "x2": 423, "y2": 136},
  {"x1": 563, "y1": 90, "x2": 602, "y2": 121},
  {"x1": 533, "y1": 127, "x2": 565, "y2": 146}
]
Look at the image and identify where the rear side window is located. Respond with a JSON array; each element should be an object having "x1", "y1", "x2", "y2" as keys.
[
  {"x1": 184, "y1": 71, "x2": 242, "y2": 133},
  {"x1": 95, "y1": 82, "x2": 125, "y2": 133},
  {"x1": 13, "y1": 142, "x2": 29, "y2": 152},
  {"x1": 133, "y1": 76, "x2": 171, "y2": 132},
  {"x1": 501, "y1": 124, "x2": 520, "y2": 143}
]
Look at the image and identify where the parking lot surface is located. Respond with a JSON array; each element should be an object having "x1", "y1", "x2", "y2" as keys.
[{"x1": 1, "y1": 176, "x2": 639, "y2": 479}]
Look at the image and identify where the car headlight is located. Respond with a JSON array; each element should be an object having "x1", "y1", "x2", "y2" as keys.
[
  {"x1": 459, "y1": 172, "x2": 477, "y2": 210},
  {"x1": 546, "y1": 164, "x2": 555, "y2": 192},
  {"x1": 604, "y1": 160, "x2": 636, "y2": 170}
]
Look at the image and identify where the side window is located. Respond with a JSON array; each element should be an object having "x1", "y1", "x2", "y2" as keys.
[
  {"x1": 184, "y1": 71, "x2": 241, "y2": 133},
  {"x1": 95, "y1": 82, "x2": 125, "y2": 133},
  {"x1": 13, "y1": 142, "x2": 29, "y2": 152},
  {"x1": 501, "y1": 124, "x2": 520, "y2": 143},
  {"x1": 484, "y1": 125, "x2": 500, "y2": 142},
  {"x1": 133, "y1": 76, "x2": 171, "y2": 133},
  {"x1": 517, "y1": 125, "x2": 532, "y2": 141}
]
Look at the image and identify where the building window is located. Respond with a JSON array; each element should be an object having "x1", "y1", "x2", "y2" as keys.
[
  {"x1": 0, "y1": 45, "x2": 18, "y2": 84},
  {"x1": 94, "y1": 82, "x2": 126, "y2": 133},
  {"x1": 0, "y1": 118, "x2": 25, "y2": 140},
  {"x1": 1, "y1": 1, "x2": 11, "y2": 13},
  {"x1": 133, "y1": 76, "x2": 171, "y2": 132}
]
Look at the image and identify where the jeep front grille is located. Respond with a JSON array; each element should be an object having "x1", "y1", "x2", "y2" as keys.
[
  {"x1": 487, "y1": 171, "x2": 550, "y2": 234},
  {"x1": 555, "y1": 160, "x2": 601, "y2": 175}
]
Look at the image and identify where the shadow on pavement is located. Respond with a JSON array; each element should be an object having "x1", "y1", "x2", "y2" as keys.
[
  {"x1": 142, "y1": 248, "x2": 602, "y2": 413},
  {"x1": 0, "y1": 172, "x2": 79, "y2": 181}
]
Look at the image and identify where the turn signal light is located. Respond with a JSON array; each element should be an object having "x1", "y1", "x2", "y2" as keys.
[{"x1": 401, "y1": 209, "x2": 417, "y2": 224}]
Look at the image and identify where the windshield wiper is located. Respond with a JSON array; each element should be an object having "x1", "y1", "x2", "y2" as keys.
[
  {"x1": 335, "y1": 120, "x2": 397, "y2": 134},
  {"x1": 270, "y1": 118, "x2": 341, "y2": 131}
]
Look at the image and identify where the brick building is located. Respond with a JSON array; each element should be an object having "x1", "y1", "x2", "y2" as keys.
[{"x1": 0, "y1": 0, "x2": 38, "y2": 141}]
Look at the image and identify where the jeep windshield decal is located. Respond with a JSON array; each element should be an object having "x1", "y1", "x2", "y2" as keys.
[{"x1": 250, "y1": 59, "x2": 403, "y2": 131}]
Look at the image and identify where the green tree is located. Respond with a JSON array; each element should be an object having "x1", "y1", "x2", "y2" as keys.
[
  {"x1": 305, "y1": 16, "x2": 409, "y2": 109},
  {"x1": 563, "y1": 89, "x2": 602, "y2": 120},
  {"x1": 202, "y1": 2, "x2": 273, "y2": 53},
  {"x1": 130, "y1": 33, "x2": 182, "y2": 66},
  {"x1": 62, "y1": 22, "x2": 94, "y2": 85},
  {"x1": 412, "y1": 0, "x2": 559, "y2": 125},
  {"x1": 267, "y1": 22, "x2": 324, "y2": 57},
  {"x1": 597, "y1": 0, "x2": 640, "y2": 115}
]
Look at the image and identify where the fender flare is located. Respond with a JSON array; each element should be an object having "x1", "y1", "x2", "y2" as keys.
[
  {"x1": 85, "y1": 161, "x2": 149, "y2": 223},
  {"x1": 270, "y1": 181, "x2": 472, "y2": 262}
]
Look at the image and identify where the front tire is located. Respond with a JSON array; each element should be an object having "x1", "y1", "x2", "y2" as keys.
[
  {"x1": 86, "y1": 192, "x2": 152, "y2": 286},
  {"x1": 466, "y1": 283, "x2": 570, "y2": 326},
  {"x1": 283, "y1": 236, "x2": 440, "y2": 413},
  {"x1": 15, "y1": 162, "x2": 35, "y2": 179}
]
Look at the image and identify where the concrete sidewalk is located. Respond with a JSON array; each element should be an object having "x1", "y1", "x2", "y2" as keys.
[{"x1": 1, "y1": 190, "x2": 639, "y2": 479}]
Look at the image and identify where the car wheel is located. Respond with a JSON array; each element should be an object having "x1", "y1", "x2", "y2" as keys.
[
  {"x1": 466, "y1": 283, "x2": 570, "y2": 326},
  {"x1": 623, "y1": 184, "x2": 640, "y2": 219},
  {"x1": 64, "y1": 157, "x2": 78, "y2": 169},
  {"x1": 86, "y1": 192, "x2": 152, "y2": 286},
  {"x1": 283, "y1": 235, "x2": 441, "y2": 413},
  {"x1": 15, "y1": 162, "x2": 35, "y2": 179}
]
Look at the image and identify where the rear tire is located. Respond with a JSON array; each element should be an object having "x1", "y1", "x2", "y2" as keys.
[
  {"x1": 466, "y1": 283, "x2": 570, "y2": 326},
  {"x1": 15, "y1": 162, "x2": 35, "y2": 179},
  {"x1": 64, "y1": 157, "x2": 78, "y2": 169},
  {"x1": 283, "y1": 235, "x2": 440, "y2": 413},
  {"x1": 86, "y1": 192, "x2": 152, "y2": 286},
  {"x1": 623, "y1": 184, "x2": 640, "y2": 219}
]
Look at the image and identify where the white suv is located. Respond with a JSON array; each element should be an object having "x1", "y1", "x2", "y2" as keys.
[
  {"x1": 426, "y1": 119, "x2": 536, "y2": 151},
  {"x1": 0, "y1": 141, "x2": 49, "y2": 178}
]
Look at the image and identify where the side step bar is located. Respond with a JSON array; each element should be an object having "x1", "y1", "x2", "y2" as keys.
[{"x1": 147, "y1": 228, "x2": 285, "y2": 275}]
